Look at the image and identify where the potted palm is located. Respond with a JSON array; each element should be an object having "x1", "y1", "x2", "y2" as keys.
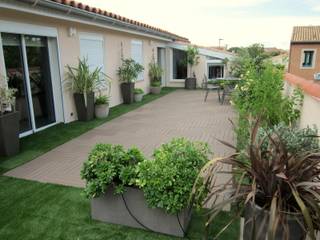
[
  {"x1": 66, "y1": 58, "x2": 105, "y2": 121},
  {"x1": 134, "y1": 88, "x2": 144, "y2": 102},
  {"x1": 0, "y1": 81, "x2": 19, "y2": 157},
  {"x1": 193, "y1": 119, "x2": 320, "y2": 240},
  {"x1": 118, "y1": 58, "x2": 144, "y2": 104},
  {"x1": 149, "y1": 59, "x2": 163, "y2": 94},
  {"x1": 184, "y1": 46, "x2": 199, "y2": 90}
]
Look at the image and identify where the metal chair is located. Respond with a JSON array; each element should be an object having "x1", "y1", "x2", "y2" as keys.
[
  {"x1": 203, "y1": 75, "x2": 221, "y2": 102},
  {"x1": 220, "y1": 84, "x2": 235, "y2": 104}
]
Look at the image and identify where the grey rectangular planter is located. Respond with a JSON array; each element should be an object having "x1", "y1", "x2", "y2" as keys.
[
  {"x1": 91, "y1": 186, "x2": 191, "y2": 237},
  {"x1": 0, "y1": 111, "x2": 20, "y2": 157},
  {"x1": 74, "y1": 92, "x2": 94, "y2": 121}
]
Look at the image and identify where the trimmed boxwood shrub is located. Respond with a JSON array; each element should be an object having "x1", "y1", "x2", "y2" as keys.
[
  {"x1": 81, "y1": 144, "x2": 145, "y2": 198},
  {"x1": 136, "y1": 138, "x2": 211, "y2": 214}
]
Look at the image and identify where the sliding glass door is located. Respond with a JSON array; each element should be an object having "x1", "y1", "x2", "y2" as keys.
[
  {"x1": 1, "y1": 33, "x2": 56, "y2": 135},
  {"x1": 25, "y1": 35, "x2": 55, "y2": 129}
]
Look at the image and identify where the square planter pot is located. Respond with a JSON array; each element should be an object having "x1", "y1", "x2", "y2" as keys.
[
  {"x1": 0, "y1": 111, "x2": 20, "y2": 157},
  {"x1": 91, "y1": 186, "x2": 192, "y2": 237},
  {"x1": 134, "y1": 93, "x2": 143, "y2": 102},
  {"x1": 185, "y1": 78, "x2": 197, "y2": 90},
  {"x1": 74, "y1": 92, "x2": 94, "y2": 121},
  {"x1": 121, "y1": 82, "x2": 135, "y2": 104},
  {"x1": 150, "y1": 86, "x2": 162, "y2": 94},
  {"x1": 243, "y1": 204, "x2": 305, "y2": 240}
]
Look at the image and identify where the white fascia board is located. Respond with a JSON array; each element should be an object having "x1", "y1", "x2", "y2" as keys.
[
  {"x1": 0, "y1": 0, "x2": 173, "y2": 43},
  {"x1": 168, "y1": 42, "x2": 235, "y2": 60},
  {"x1": 0, "y1": 20, "x2": 58, "y2": 37}
]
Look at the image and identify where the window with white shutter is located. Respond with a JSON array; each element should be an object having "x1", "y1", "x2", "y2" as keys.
[{"x1": 131, "y1": 40, "x2": 143, "y2": 81}]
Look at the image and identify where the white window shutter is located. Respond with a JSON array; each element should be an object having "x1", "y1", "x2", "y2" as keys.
[{"x1": 131, "y1": 40, "x2": 143, "y2": 81}]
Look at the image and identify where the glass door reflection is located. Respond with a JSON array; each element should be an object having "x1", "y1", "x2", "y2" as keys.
[
  {"x1": 25, "y1": 35, "x2": 55, "y2": 129},
  {"x1": 2, "y1": 33, "x2": 32, "y2": 133}
]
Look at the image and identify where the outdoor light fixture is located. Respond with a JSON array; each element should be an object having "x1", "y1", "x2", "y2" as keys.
[{"x1": 68, "y1": 27, "x2": 77, "y2": 37}]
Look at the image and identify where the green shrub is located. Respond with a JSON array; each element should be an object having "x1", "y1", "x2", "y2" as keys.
[
  {"x1": 258, "y1": 123, "x2": 319, "y2": 154},
  {"x1": 232, "y1": 62, "x2": 304, "y2": 150},
  {"x1": 150, "y1": 81, "x2": 161, "y2": 87},
  {"x1": 95, "y1": 95, "x2": 109, "y2": 105},
  {"x1": 118, "y1": 58, "x2": 144, "y2": 83},
  {"x1": 134, "y1": 88, "x2": 144, "y2": 94},
  {"x1": 81, "y1": 144, "x2": 145, "y2": 198},
  {"x1": 136, "y1": 138, "x2": 211, "y2": 214}
]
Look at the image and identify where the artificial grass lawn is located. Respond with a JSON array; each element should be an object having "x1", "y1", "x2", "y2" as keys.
[
  {"x1": 0, "y1": 87, "x2": 176, "y2": 175},
  {"x1": 0, "y1": 176, "x2": 239, "y2": 240},
  {"x1": 0, "y1": 87, "x2": 240, "y2": 239}
]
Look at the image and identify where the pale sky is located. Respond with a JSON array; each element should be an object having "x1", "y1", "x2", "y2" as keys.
[{"x1": 79, "y1": 0, "x2": 320, "y2": 49}]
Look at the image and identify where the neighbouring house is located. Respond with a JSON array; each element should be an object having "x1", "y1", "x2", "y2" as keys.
[
  {"x1": 288, "y1": 26, "x2": 320, "y2": 80},
  {"x1": 284, "y1": 26, "x2": 320, "y2": 129},
  {"x1": 0, "y1": 0, "x2": 233, "y2": 138}
]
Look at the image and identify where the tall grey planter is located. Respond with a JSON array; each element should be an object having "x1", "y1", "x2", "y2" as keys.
[
  {"x1": 74, "y1": 92, "x2": 94, "y2": 121},
  {"x1": 243, "y1": 204, "x2": 305, "y2": 240},
  {"x1": 0, "y1": 111, "x2": 20, "y2": 157},
  {"x1": 91, "y1": 186, "x2": 191, "y2": 237},
  {"x1": 185, "y1": 78, "x2": 197, "y2": 89}
]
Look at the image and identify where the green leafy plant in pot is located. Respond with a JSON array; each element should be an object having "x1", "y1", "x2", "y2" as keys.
[
  {"x1": 95, "y1": 95, "x2": 110, "y2": 119},
  {"x1": 134, "y1": 88, "x2": 144, "y2": 102},
  {"x1": 184, "y1": 46, "x2": 199, "y2": 90},
  {"x1": 95, "y1": 75, "x2": 112, "y2": 119},
  {"x1": 66, "y1": 58, "x2": 105, "y2": 121},
  {"x1": 192, "y1": 119, "x2": 320, "y2": 240},
  {"x1": 118, "y1": 58, "x2": 144, "y2": 104},
  {"x1": 149, "y1": 58, "x2": 163, "y2": 94},
  {"x1": 0, "y1": 79, "x2": 19, "y2": 156}
]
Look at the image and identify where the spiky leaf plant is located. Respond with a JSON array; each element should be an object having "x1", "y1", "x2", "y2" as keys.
[{"x1": 193, "y1": 119, "x2": 320, "y2": 240}]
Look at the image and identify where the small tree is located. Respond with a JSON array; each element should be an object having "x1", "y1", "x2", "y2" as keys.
[
  {"x1": 230, "y1": 43, "x2": 269, "y2": 77},
  {"x1": 117, "y1": 58, "x2": 144, "y2": 83},
  {"x1": 184, "y1": 46, "x2": 200, "y2": 78}
]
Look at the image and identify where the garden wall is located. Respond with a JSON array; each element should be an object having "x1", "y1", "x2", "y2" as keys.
[{"x1": 284, "y1": 74, "x2": 320, "y2": 130}]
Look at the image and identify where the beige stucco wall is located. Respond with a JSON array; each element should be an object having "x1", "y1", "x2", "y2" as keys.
[
  {"x1": 284, "y1": 81, "x2": 320, "y2": 130},
  {"x1": 165, "y1": 50, "x2": 207, "y2": 88},
  {"x1": 288, "y1": 43, "x2": 320, "y2": 80},
  {"x1": 0, "y1": 9, "x2": 166, "y2": 123}
]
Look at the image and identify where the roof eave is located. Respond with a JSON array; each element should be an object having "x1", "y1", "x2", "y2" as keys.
[{"x1": 5, "y1": 0, "x2": 189, "y2": 42}]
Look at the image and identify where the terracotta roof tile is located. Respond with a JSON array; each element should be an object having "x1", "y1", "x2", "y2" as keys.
[
  {"x1": 291, "y1": 26, "x2": 320, "y2": 43},
  {"x1": 48, "y1": 0, "x2": 189, "y2": 42},
  {"x1": 285, "y1": 73, "x2": 320, "y2": 99}
]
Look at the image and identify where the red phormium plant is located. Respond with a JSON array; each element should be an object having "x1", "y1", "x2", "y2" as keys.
[{"x1": 193, "y1": 119, "x2": 320, "y2": 240}]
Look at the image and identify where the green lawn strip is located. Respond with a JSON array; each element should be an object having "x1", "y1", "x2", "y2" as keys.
[
  {"x1": 0, "y1": 176, "x2": 239, "y2": 240},
  {"x1": 0, "y1": 88, "x2": 176, "y2": 174}
]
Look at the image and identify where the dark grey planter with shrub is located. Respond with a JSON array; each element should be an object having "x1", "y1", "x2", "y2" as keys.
[
  {"x1": 81, "y1": 139, "x2": 210, "y2": 238},
  {"x1": 185, "y1": 77, "x2": 197, "y2": 89},
  {"x1": 121, "y1": 82, "x2": 135, "y2": 104},
  {"x1": 74, "y1": 92, "x2": 94, "y2": 121},
  {"x1": 91, "y1": 186, "x2": 191, "y2": 237},
  {"x1": 243, "y1": 204, "x2": 305, "y2": 240},
  {"x1": 0, "y1": 111, "x2": 20, "y2": 157}
]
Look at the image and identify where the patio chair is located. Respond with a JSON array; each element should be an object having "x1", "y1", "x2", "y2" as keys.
[
  {"x1": 203, "y1": 75, "x2": 221, "y2": 102},
  {"x1": 220, "y1": 84, "x2": 235, "y2": 104}
]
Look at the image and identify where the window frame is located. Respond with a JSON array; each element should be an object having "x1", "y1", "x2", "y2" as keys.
[
  {"x1": 172, "y1": 48, "x2": 187, "y2": 80},
  {"x1": 131, "y1": 39, "x2": 144, "y2": 81},
  {"x1": 300, "y1": 48, "x2": 316, "y2": 69},
  {"x1": 207, "y1": 64, "x2": 225, "y2": 79}
]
